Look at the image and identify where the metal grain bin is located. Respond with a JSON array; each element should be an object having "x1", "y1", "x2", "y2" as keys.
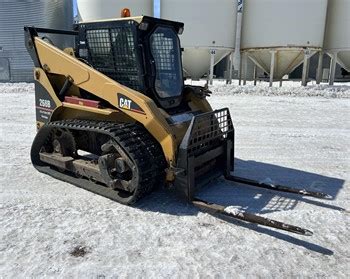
[
  {"x1": 0, "y1": 0, "x2": 73, "y2": 82},
  {"x1": 324, "y1": 0, "x2": 350, "y2": 72},
  {"x1": 241, "y1": 0, "x2": 328, "y2": 80},
  {"x1": 160, "y1": 0, "x2": 237, "y2": 79}
]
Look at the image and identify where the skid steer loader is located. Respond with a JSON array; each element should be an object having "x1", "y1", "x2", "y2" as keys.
[{"x1": 24, "y1": 13, "x2": 331, "y2": 236}]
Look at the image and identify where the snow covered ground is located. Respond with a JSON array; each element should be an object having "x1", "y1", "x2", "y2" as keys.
[{"x1": 0, "y1": 81, "x2": 349, "y2": 277}]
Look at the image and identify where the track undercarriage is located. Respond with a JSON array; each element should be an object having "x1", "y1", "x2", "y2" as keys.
[{"x1": 31, "y1": 119, "x2": 166, "y2": 205}]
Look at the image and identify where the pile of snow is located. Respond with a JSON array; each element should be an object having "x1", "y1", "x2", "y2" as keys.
[
  {"x1": 0, "y1": 83, "x2": 34, "y2": 94},
  {"x1": 186, "y1": 79, "x2": 350, "y2": 98}
]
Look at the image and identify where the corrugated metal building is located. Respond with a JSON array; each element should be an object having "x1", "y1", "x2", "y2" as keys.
[{"x1": 0, "y1": 0, "x2": 73, "y2": 82}]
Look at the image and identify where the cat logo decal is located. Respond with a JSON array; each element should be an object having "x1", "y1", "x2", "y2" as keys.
[{"x1": 117, "y1": 93, "x2": 145, "y2": 115}]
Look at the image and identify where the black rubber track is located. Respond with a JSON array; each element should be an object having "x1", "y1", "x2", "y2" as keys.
[{"x1": 31, "y1": 119, "x2": 166, "y2": 205}]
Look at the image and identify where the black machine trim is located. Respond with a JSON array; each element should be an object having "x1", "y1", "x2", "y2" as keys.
[{"x1": 175, "y1": 108, "x2": 235, "y2": 200}]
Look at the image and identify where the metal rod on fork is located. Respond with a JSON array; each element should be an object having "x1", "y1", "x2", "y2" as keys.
[
  {"x1": 192, "y1": 198, "x2": 313, "y2": 236},
  {"x1": 226, "y1": 175, "x2": 332, "y2": 199}
]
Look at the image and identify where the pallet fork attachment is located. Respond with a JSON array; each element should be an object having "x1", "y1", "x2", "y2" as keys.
[
  {"x1": 192, "y1": 176, "x2": 331, "y2": 236},
  {"x1": 192, "y1": 174, "x2": 331, "y2": 236},
  {"x1": 176, "y1": 109, "x2": 331, "y2": 236}
]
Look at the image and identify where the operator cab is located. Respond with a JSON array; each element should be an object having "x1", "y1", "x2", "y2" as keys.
[{"x1": 75, "y1": 15, "x2": 185, "y2": 110}]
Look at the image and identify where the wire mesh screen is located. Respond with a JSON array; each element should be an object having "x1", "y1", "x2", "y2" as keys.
[
  {"x1": 150, "y1": 27, "x2": 182, "y2": 98},
  {"x1": 186, "y1": 108, "x2": 234, "y2": 156},
  {"x1": 86, "y1": 27, "x2": 142, "y2": 91},
  {"x1": 151, "y1": 33, "x2": 173, "y2": 71}
]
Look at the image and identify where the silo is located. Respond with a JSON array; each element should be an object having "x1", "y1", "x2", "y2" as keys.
[
  {"x1": 160, "y1": 0, "x2": 237, "y2": 79},
  {"x1": 241, "y1": 0, "x2": 328, "y2": 84},
  {"x1": 324, "y1": 0, "x2": 350, "y2": 84},
  {"x1": 0, "y1": 0, "x2": 73, "y2": 82},
  {"x1": 77, "y1": 0, "x2": 153, "y2": 22}
]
